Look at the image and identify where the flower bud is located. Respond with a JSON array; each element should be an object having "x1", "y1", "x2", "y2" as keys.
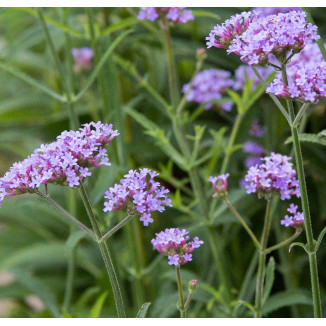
[{"x1": 188, "y1": 279, "x2": 198, "y2": 293}]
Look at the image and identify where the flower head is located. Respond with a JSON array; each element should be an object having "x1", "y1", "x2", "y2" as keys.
[
  {"x1": 103, "y1": 168, "x2": 172, "y2": 226},
  {"x1": 151, "y1": 228, "x2": 203, "y2": 266},
  {"x1": 281, "y1": 203, "x2": 304, "y2": 227},
  {"x1": 0, "y1": 122, "x2": 117, "y2": 206},
  {"x1": 208, "y1": 173, "x2": 230, "y2": 199},
  {"x1": 182, "y1": 69, "x2": 234, "y2": 111},
  {"x1": 71, "y1": 47, "x2": 93, "y2": 73},
  {"x1": 227, "y1": 11, "x2": 319, "y2": 66},
  {"x1": 267, "y1": 62, "x2": 326, "y2": 103},
  {"x1": 137, "y1": 7, "x2": 194, "y2": 24},
  {"x1": 206, "y1": 11, "x2": 258, "y2": 49},
  {"x1": 254, "y1": 7, "x2": 302, "y2": 16},
  {"x1": 243, "y1": 152, "x2": 300, "y2": 200}
]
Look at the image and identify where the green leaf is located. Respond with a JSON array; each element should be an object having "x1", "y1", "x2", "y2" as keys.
[
  {"x1": 65, "y1": 230, "x2": 86, "y2": 257},
  {"x1": 101, "y1": 17, "x2": 139, "y2": 37},
  {"x1": 89, "y1": 292, "x2": 108, "y2": 318},
  {"x1": 192, "y1": 10, "x2": 220, "y2": 20},
  {"x1": 136, "y1": 302, "x2": 151, "y2": 318},
  {"x1": 10, "y1": 267, "x2": 60, "y2": 317},
  {"x1": 285, "y1": 133, "x2": 326, "y2": 147},
  {"x1": 262, "y1": 257, "x2": 275, "y2": 305},
  {"x1": 227, "y1": 89, "x2": 243, "y2": 114},
  {"x1": 263, "y1": 290, "x2": 312, "y2": 315}
]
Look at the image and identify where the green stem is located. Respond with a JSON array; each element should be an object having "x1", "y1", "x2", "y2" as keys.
[
  {"x1": 100, "y1": 214, "x2": 135, "y2": 242},
  {"x1": 220, "y1": 113, "x2": 243, "y2": 174},
  {"x1": 79, "y1": 185, "x2": 126, "y2": 318},
  {"x1": 37, "y1": 8, "x2": 79, "y2": 129},
  {"x1": 281, "y1": 64, "x2": 322, "y2": 318},
  {"x1": 255, "y1": 198, "x2": 273, "y2": 318},
  {"x1": 162, "y1": 23, "x2": 180, "y2": 109},
  {"x1": 265, "y1": 230, "x2": 302, "y2": 254},
  {"x1": 37, "y1": 191, "x2": 96, "y2": 239},
  {"x1": 176, "y1": 266, "x2": 186, "y2": 318},
  {"x1": 224, "y1": 198, "x2": 261, "y2": 251}
]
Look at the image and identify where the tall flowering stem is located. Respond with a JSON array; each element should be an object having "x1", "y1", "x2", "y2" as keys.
[
  {"x1": 176, "y1": 266, "x2": 186, "y2": 318},
  {"x1": 280, "y1": 63, "x2": 322, "y2": 318},
  {"x1": 79, "y1": 185, "x2": 126, "y2": 318},
  {"x1": 255, "y1": 198, "x2": 273, "y2": 318}
]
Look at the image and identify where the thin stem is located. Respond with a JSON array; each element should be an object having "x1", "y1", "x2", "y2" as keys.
[
  {"x1": 292, "y1": 103, "x2": 310, "y2": 128},
  {"x1": 79, "y1": 185, "x2": 126, "y2": 318},
  {"x1": 162, "y1": 22, "x2": 180, "y2": 109},
  {"x1": 184, "y1": 292, "x2": 193, "y2": 312},
  {"x1": 100, "y1": 214, "x2": 135, "y2": 242},
  {"x1": 265, "y1": 230, "x2": 302, "y2": 254},
  {"x1": 37, "y1": 191, "x2": 96, "y2": 240},
  {"x1": 37, "y1": 8, "x2": 78, "y2": 129},
  {"x1": 175, "y1": 266, "x2": 186, "y2": 318},
  {"x1": 251, "y1": 66, "x2": 290, "y2": 124},
  {"x1": 281, "y1": 63, "x2": 322, "y2": 318},
  {"x1": 220, "y1": 113, "x2": 243, "y2": 174},
  {"x1": 255, "y1": 198, "x2": 273, "y2": 318},
  {"x1": 224, "y1": 198, "x2": 261, "y2": 251},
  {"x1": 0, "y1": 62, "x2": 65, "y2": 102}
]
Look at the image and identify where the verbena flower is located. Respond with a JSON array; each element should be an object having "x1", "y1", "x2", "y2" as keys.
[
  {"x1": 227, "y1": 11, "x2": 319, "y2": 66},
  {"x1": 233, "y1": 65, "x2": 274, "y2": 91},
  {"x1": 208, "y1": 173, "x2": 229, "y2": 199},
  {"x1": 249, "y1": 120, "x2": 265, "y2": 137},
  {"x1": 243, "y1": 152, "x2": 301, "y2": 200},
  {"x1": 254, "y1": 7, "x2": 302, "y2": 16},
  {"x1": 0, "y1": 122, "x2": 118, "y2": 206},
  {"x1": 182, "y1": 69, "x2": 234, "y2": 111},
  {"x1": 266, "y1": 62, "x2": 326, "y2": 103},
  {"x1": 151, "y1": 228, "x2": 203, "y2": 266},
  {"x1": 103, "y1": 168, "x2": 172, "y2": 226},
  {"x1": 71, "y1": 47, "x2": 93, "y2": 73},
  {"x1": 137, "y1": 7, "x2": 194, "y2": 23},
  {"x1": 281, "y1": 203, "x2": 304, "y2": 227},
  {"x1": 206, "y1": 11, "x2": 258, "y2": 49}
]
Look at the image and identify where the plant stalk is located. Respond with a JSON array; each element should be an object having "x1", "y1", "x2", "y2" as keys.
[
  {"x1": 176, "y1": 266, "x2": 186, "y2": 318},
  {"x1": 79, "y1": 185, "x2": 126, "y2": 318}
]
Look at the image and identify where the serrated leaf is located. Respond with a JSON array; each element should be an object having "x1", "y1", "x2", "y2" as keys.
[
  {"x1": 262, "y1": 257, "x2": 275, "y2": 305},
  {"x1": 285, "y1": 133, "x2": 326, "y2": 147},
  {"x1": 136, "y1": 302, "x2": 151, "y2": 318}
]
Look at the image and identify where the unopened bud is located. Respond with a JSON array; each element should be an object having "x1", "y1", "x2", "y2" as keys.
[
  {"x1": 188, "y1": 279, "x2": 198, "y2": 293},
  {"x1": 196, "y1": 48, "x2": 207, "y2": 61}
]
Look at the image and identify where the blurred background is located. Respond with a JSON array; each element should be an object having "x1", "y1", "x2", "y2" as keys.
[{"x1": 0, "y1": 7, "x2": 326, "y2": 317}]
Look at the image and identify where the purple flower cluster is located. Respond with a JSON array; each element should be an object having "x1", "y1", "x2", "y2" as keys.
[
  {"x1": 208, "y1": 173, "x2": 229, "y2": 199},
  {"x1": 281, "y1": 203, "x2": 304, "y2": 227},
  {"x1": 103, "y1": 168, "x2": 172, "y2": 226},
  {"x1": 0, "y1": 122, "x2": 117, "y2": 206},
  {"x1": 233, "y1": 65, "x2": 274, "y2": 91},
  {"x1": 182, "y1": 69, "x2": 234, "y2": 111},
  {"x1": 243, "y1": 141, "x2": 265, "y2": 168},
  {"x1": 151, "y1": 228, "x2": 203, "y2": 266},
  {"x1": 244, "y1": 152, "x2": 300, "y2": 200},
  {"x1": 137, "y1": 7, "x2": 194, "y2": 23},
  {"x1": 227, "y1": 11, "x2": 319, "y2": 66},
  {"x1": 71, "y1": 47, "x2": 93, "y2": 73},
  {"x1": 206, "y1": 11, "x2": 258, "y2": 49},
  {"x1": 254, "y1": 7, "x2": 302, "y2": 16},
  {"x1": 266, "y1": 62, "x2": 326, "y2": 103}
]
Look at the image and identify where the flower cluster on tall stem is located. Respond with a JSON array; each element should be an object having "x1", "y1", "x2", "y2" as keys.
[{"x1": 0, "y1": 122, "x2": 118, "y2": 206}]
